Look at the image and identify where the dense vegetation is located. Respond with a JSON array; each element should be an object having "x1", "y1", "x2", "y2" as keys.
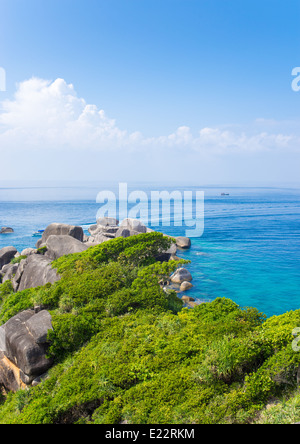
[{"x1": 0, "y1": 232, "x2": 300, "y2": 424}]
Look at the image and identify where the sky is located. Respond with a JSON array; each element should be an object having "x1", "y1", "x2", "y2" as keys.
[{"x1": 0, "y1": 0, "x2": 299, "y2": 185}]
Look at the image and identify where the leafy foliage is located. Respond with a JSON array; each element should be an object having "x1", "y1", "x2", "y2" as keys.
[
  {"x1": 0, "y1": 232, "x2": 300, "y2": 424},
  {"x1": 10, "y1": 255, "x2": 27, "y2": 265}
]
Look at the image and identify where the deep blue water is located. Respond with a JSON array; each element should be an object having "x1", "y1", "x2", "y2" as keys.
[{"x1": 0, "y1": 184, "x2": 299, "y2": 318}]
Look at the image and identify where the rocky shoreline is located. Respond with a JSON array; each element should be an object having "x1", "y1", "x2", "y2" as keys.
[
  {"x1": 0, "y1": 218, "x2": 194, "y2": 393},
  {"x1": 0, "y1": 218, "x2": 193, "y2": 295}
]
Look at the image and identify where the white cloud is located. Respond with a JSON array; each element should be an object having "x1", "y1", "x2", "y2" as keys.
[
  {"x1": 0, "y1": 77, "x2": 299, "y2": 157},
  {"x1": 0, "y1": 78, "x2": 129, "y2": 151}
]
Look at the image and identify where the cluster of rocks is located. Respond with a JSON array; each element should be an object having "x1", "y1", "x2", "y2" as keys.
[
  {"x1": 86, "y1": 217, "x2": 145, "y2": 245},
  {"x1": 0, "y1": 219, "x2": 193, "y2": 293},
  {"x1": 0, "y1": 217, "x2": 195, "y2": 392},
  {"x1": 167, "y1": 267, "x2": 198, "y2": 308},
  {"x1": 0, "y1": 223, "x2": 90, "y2": 292},
  {"x1": 85, "y1": 217, "x2": 192, "y2": 251},
  {"x1": 0, "y1": 246, "x2": 60, "y2": 293}
]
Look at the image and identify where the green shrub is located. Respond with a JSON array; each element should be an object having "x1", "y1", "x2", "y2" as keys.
[
  {"x1": 0, "y1": 280, "x2": 14, "y2": 304},
  {"x1": 10, "y1": 255, "x2": 27, "y2": 265},
  {"x1": 0, "y1": 234, "x2": 300, "y2": 424}
]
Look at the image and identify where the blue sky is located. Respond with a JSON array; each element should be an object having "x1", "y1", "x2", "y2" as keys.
[{"x1": 0, "y1": 0, "x2": 299, "y2": 184}]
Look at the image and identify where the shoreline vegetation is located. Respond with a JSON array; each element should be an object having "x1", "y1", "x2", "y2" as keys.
[{"x1": 0, "y1": 218, "x2": 299, "y2": 424}]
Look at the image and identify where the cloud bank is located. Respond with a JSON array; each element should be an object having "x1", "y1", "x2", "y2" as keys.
[
  {"x1": 0, "y1": 77, "x2": 298, "y2": 153},
  {"x1": 0, "y1": 77, "x2": 299, "y2": 183}
]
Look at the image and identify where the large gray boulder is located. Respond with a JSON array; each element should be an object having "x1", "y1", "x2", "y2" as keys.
[
  {"x1": 88, "y1": 224, "x2": 119, "y2": 238},
  {"x1": 88, "y1": 233, "x2": 116, "y2": 246},
  {"x1": 88, "y1": 224, "x2": 100, "y2": 236},
  {"x1": 21, "y1": 248, "x2": 37, "y2": 256},
  {"x1": 18, "y1": 255, "x2": 60, "y2": 292},
  {"x1": 176, "y1": 237, "x2": 191, "y2": 249},
  {"x1": 115, "y1": 218, "x2": 147, "y2": 239},
  {"x1": 180, "y1": 281, "x2": 194, "y2": 292},
  {"x1": 165, "y1": 243, "x2": 177, "y2": 256},
  {"x1": 1, "y1": 263, "x2": 19, "y2": 284},
  {"x1": 25, "y1": 310, "x2": 53, "y2": 345},
  {"x1": 12, "y1": 258, "x2": 27, "y2": 291},
  {"x1": 0, "y1": 351, "x2": 22, "y2": 392},
  {"x1": 88, "y1": 217, "x2": 120, "y2": 239},
  {"x1": 119, "y1": 218, "x2": 147, "y2": 234},
  {"x1": 38, "y1": 223, "x2": 84, "y2": 246},
  {"x1": 45, "y1": 235, "x2": 89, "y2": 260},
  {"x1": 115, "y1": 227, "x2": 141, "y2": 238},
  {"x1": 0, "y1": 309, "x2": 53, "y2": 390},
  {"x1": 170, "y1": 268, "x2": 193, "y2": 284},
  {"x1": 96, "y1": 217, "x2": 119, "y2": 227},
  {"x1": 0, "y1": 227, "x2": 14, "y2": 234},
  {"x1": 0, "y1": 247, "x2": 18, "y2": 270}
]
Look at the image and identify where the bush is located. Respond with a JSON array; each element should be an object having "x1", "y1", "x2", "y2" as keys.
[
  {"x1": 10, "y1": 255, "x2": 27, "y2": 265},
  {"x1": 0, "y1": 234, "x2": 300, "y2": 424},
  {"x1": 0, "y1": 280, "x2": 14, "y2": 304}
]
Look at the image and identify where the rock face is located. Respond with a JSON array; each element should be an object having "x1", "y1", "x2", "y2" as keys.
[
  {"x1": 1, "y1": 263, "x2": 19, "y2": 284},
  {"x1": 45, "y1": 235, "x2": 89, "y2": 260},
  {"x1": 88, "y1": 224, "x2": 119, "y2": 238},
  {"x1": 181, "y1": 296, "x2": 199, "y2": 309},
  {"x1": 119, "y1": 218, "x2": 147, "y2": 234},
  {"x1": 88, "y1": 224, "x2": 100, "y2": 236},
  {"x1": 21, "y1": 248, "x2": 37, "y2": 256},
  {"x1": 38, "y1": 223, "x2": 84, "y2": 246},
  {"x1": 86, "y1": 217, "x2": 120, "y2": 244},
  {"x1": 25, "y1": 310, "x2": 53, "y2": 345},
  {"x1": 86, "y1": 217, "x2": 149, "y2": 244},
  {"x1": 114, "y1": 219, "x2": 147, "y2": 239},
  {"x1": 182, "y1": 296, "x2": 195, "y2": 303},
  {"x1": 165, "y1": 243, "x2": 177, "y2": 256},
  {"x1": 176, "y1": 237, "x2": 192, "y2": 249},
  {"x1": 89, "y1": 234, "x2": 115, "y2": 245},
  {"x1": 17, "y1": 255, "x2": 60, "y2": 292},
  {"x1": 0, "y1": 246, "x2": 18, "y2": 269},
  {"x1": 115, "y1": 227, "x2": 140, "y2": 238},
  {"x1": 180, "y1": 281, "x2": 194, "y2": 292},
  {"x1": 0, "y1": 309, "x2": 53, "y2": 391},
  {"x1": 11, "y1": 259, "x2": 27, "y2": 292},
  {"x1": 0, "y1": 227, "x2": 14, "y2": 234},
  {"x1": 170, "y1": 268, "x2": 193, "y2": 284},
  {"x1": 0, "y1": 351, "x2": 25, "y2": 392},
  {"x1": 96, "y1": 217, "x2": 119, "y2": 227}
]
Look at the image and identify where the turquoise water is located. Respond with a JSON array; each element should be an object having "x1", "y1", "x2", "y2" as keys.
[{"x1": 0, "y1": 184, "x2": 299, "y2": 318}]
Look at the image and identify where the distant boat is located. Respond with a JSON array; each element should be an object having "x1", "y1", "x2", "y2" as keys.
[
  {"x1": 32, "y1": 230, "x2": 44, "y2": 237},
  {"x1": 221, "y1": 193, "x2": 230, "y2": 196}
]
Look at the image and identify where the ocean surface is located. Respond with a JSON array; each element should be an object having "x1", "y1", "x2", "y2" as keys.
[{"x1": 0, "y1": 183, "x2": 299, "y2": 318}]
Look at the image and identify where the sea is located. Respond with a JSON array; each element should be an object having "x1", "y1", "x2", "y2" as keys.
[{"x1": 0, "y1": 182, "x2": 299, "y2": 318}]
